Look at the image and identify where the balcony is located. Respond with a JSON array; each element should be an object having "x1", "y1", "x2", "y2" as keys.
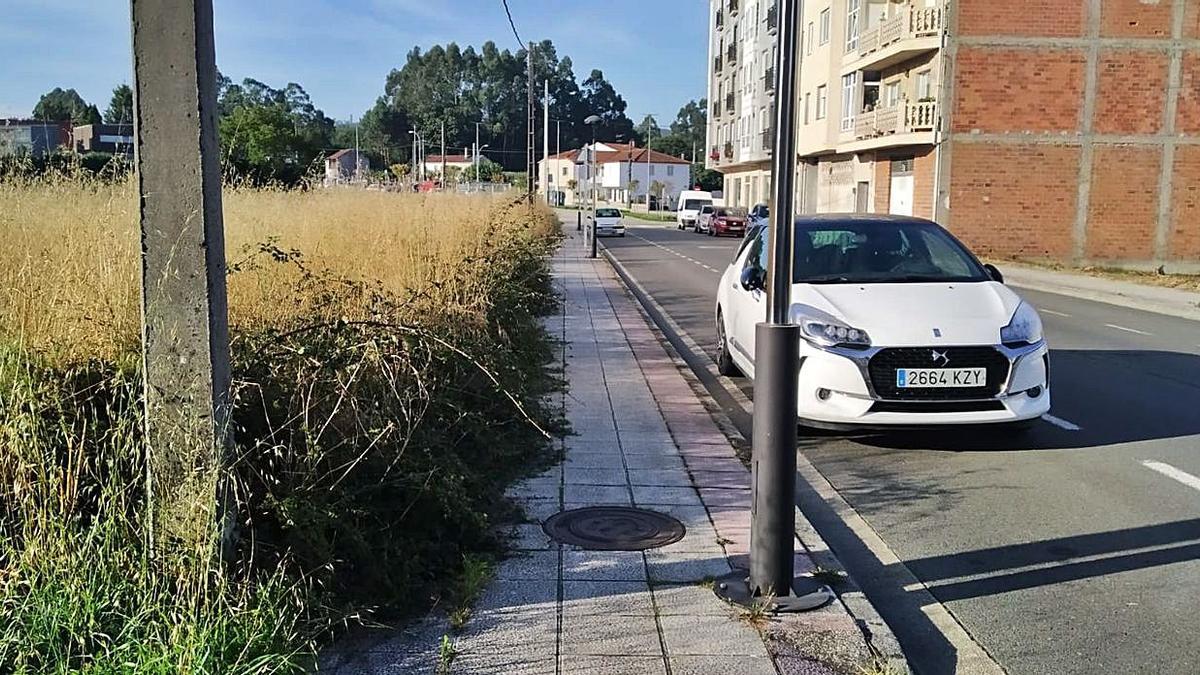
[
  {"x1": 763, "y1": 67, "x2": 775, "y2": 93},
  {"x1": 723, "y1": 141, "x2": 734, "y2": 159},
  {"x1": 716, "y1": 8, "x2": 724, "y2": 28},
  {"x1": 727, "y1": 43, "x2": 738, "y2": 65},
  {"x1": 766, "y1": 4, "x2": 777, "y2": 33},
  {"x1": 760, "y1": 129, "x2": 774, "y2": 152},
  {"x1": 728, "y1": 0, "x2": 739, "y2": 17},
  {"x1": 852, "y1": 100, "x2": 938, "y2": 141},
  {"x1": 854, "y1": 3, "x2": 943, "y2": 70},
  {"x1": 724, "y1": 93, "x2": 735, "y2": 115},
  {"x1": 712, "y1": 100, "x2": 722, "y2": 118},
  {"x1": 714, "y1": 54, "x2": 723, "y2": 73},
  {"x1": 709, "y1": 145, "x2": 721, "y2": 161}
]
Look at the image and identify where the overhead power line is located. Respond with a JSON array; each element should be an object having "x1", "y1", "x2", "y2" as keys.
[{"x1": 501, "y1": 0, "x2": 524, "y2": 49}]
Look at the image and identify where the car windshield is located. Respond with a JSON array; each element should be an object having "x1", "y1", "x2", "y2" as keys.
[
  {"x1": 683, "y1": 199, "x2": 712, "y2": 211},
  {"x1": 717, "y1": 207, "x2": 747, "y2": 218},
  {"x1": 595, "y1": 208, "x2": 621, "y2": 217},
  {"x1": 750, "y1": 219, "x2": 990, "y2": 284}
]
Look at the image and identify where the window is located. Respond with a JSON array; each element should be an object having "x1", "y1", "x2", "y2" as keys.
[
  {"x1": 884, "y1": 81, "x2": 900, "y2": 108},
  {"x1": 840, "y1": 73, "x2": 858, "y2": 131},
  {"x1": 650, "y1": 165, "x2": 656, "y2": 175},
  {"x1": 916, "y1": 70, "x2": 932, "y2": 100},
  {"x1": 819, "y1": 8, "x2": 830, "y2": 45},
  {"x1": 806, "y1": 22, "x2": 814, "y2": 54},
  {"x1": 845, "y1": 0, "x2": 860, "y2": 52},
  {"x1": 815, "y1": 85, "x2": 827, "y2": 119},
  {"x1": 804, "y1": 93, "x2": 811, "y2": 124},
  {"x1": 562, "y1": 166, "x2": 568, "y2": 176},
  {"x1": 667, "y1": 165, "x2": 674, "y2": 176}
]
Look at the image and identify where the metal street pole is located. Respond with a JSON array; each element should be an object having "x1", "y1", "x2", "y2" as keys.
[
  {"x1": 440, "y1": 121, "x2": 446, "y2": 189},
  {"x1": 590, "y1": 131, "x2": 598, "y2": 259}
]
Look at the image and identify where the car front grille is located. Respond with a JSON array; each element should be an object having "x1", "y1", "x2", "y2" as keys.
[{"x1": 867, "y1": 346, "x2": 1010, "y2": 400}]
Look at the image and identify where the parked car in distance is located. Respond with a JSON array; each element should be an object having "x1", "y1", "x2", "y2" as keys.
[
  {"x1": 676, "y1": 190, "x2": 714, "y2": 230},
  {"x1": 695, "y1": 205, "x2": 716, "y2": 234},
  {"x1": 703, "y1": 206, "x2": 749, "y2": 237},
  {"x1": 714, "y1": 214, "x2": 1050, "y2": 430},
  {"x1": 592, "y1": 207, "x2": 625, "y2": 237}
]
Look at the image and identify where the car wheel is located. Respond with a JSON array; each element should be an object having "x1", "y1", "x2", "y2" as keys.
[{"x1": 715, "y1": 311, "x2": 740, "y2": 377}]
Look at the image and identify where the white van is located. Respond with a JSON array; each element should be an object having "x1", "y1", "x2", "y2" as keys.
[{"x1": 675, "y1": 190, "x2": 714, "y2": 230}]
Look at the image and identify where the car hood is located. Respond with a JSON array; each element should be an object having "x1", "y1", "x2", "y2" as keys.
[{"x1": 793, "y1": 281, "x2": 1022, "y2": 346}]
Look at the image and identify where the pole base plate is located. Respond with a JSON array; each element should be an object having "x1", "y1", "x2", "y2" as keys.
[{"x1": 712, "y1": 570, "x2": 834, "y2": 614}]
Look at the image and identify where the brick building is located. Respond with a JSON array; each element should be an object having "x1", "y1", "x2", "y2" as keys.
[{"x1": 706, "y1": 0, "x2": 1200, "y2": 270}]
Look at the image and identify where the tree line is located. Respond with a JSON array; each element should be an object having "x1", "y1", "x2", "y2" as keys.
[{"x1": 18, "y1": 39, "x2": 719, "y2": 188}]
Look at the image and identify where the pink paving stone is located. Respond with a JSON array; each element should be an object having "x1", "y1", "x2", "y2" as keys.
[
  {"x1": 690, "y1": 470, "x2": 751, "y2": 489},
  {"x1": 699, "y1": 488, "x2": 751, "y2": 509},
  {"x1": 677, "y1": 443, "x2": 737, "y2": 458},
  {"x1": 682, "y1": 456, "x2": 747, "y2": 474}
]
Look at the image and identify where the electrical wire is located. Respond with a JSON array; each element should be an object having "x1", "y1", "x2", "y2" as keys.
[{"x1": 501, "y1": 0, "x2": 524, "y2": 49}]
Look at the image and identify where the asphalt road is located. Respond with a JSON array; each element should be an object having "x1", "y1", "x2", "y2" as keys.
[{"x1": 598, "y1": 219, "x2": 1200, "y2": 675}]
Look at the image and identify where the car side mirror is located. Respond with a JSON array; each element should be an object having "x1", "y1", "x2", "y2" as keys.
[
  {"x1": 740, "y1": 266, "x2": 765, "y2": 292},
  {"x1": 983, "y1": 263, "x2": 1004, "y2": 284}
]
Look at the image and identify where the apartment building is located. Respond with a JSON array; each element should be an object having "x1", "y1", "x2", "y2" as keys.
[
  {"x1": 706, "y1": 0, "x2": 1199, "y2": 269},
  {"x1": 706, "y1": 0, "x2": 780, "y2": 208}
]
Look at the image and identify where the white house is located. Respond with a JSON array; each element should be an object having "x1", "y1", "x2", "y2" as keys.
[
  {"x1": 324, "y1": 149, "x2": 369, "y2": 186},
  {"x1": 540, "y1": 141, "x2": 692, "y2": 209},
  {"x1": 422, "y1": 153, "x2": 474, "y2": 178}
]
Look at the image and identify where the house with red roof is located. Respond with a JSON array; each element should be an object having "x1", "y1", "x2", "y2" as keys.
[{"x1": 540, "y1": 141, "x2": 692, "y2": 209}]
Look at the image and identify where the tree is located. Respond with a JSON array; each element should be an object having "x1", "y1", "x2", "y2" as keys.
[
  {"x1": 104, "y1": 85, "x2": 134, "y2": 124},
  {"x1": 215, "y1": 76, "x2": 334, "y2": 184},
  {"x1": 626, "y1": 179, "x2": 640, "y2": 206},
  {"x1": 580, "y1": 69, "x2": 636, "y2": 143},
  {"x1": 669, "y1": 99, "x2": 707, "y2": 155},
  {"x1": 691, "y1": 163, "x2": 722, "y2": 192},
  {"x1": 650, "y1": 180, "x2": 667, "y2": 208},
  {"x1": 32, "y1": 88, "x2": 101, "y2": 125}
]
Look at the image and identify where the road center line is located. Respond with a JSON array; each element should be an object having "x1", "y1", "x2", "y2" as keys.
[
  {"x1": 1041, "y1": 414, "x2": 1082, "y2": 431},
  {"x1": 1104, "y1": 323, "x2": 1153, "y2": 336},
  {"x1": 1142, "y1": 460, "x2": 1200, "y2": 492},
  {"x1": 1040, "y1": 309, "x2": 1072, "y2": 318}
]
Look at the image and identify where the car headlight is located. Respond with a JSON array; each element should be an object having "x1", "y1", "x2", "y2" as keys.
[
  {"x1": 792, "y1": 306, "x2": 871, "y2": 349},
  {"x1": 1001, "y1": 302, "x2": 1043, "y2": 346}
]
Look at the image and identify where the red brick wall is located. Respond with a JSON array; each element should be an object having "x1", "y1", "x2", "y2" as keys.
[
  {"x1": 958, "y1": 0, "x2": 1085, "y2": 37},
  {"x1": 947, "y1": 143, "x2": 1078, "y2": 259},
  {"x1": 913, "y1": 148, "x2": 935, "y2": 219},
  {"x1": 1177, "y1": 51, "x2": 1200, "y2": 135},
  {"x1": 1100, "y1": 0, "x2": 1173, "y2": 38},
  {"x1": 952, "y1": 47, "x2": 1086, "y2": 133},
  {"x1": 1171, "y1": 146, "x2": 1200, "y2": 260},
  {"x1": 1094, "y1": 50, "x2": 1168, "y2": 135},
  {"x1": 873, "y1": 158, "x2": 890, "y2": 214},
  {"x1": 1085, "y1": 146, "x2": 1161, "y2": 260}
]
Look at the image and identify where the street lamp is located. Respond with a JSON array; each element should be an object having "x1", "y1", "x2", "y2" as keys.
[{"x1": 584, "y1": 114, "x2": 602, "y2": 259}]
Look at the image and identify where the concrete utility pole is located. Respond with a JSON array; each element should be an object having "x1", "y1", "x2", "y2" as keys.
[
  {"x1": 543, "y1": 79, "x2": 550, "y2": 203},
  {"x1": 130, "y1": 0, "x2": 232, "y2": 554},
  {"x1": 526, "y1": 42, "x2": 536, "y2": 197},
  {"x1": 440, "y1": 121, "x2": 446, "y2": 189},
  {"x1": 585, "y1": 114, "x2": 601, "y2": 259}
]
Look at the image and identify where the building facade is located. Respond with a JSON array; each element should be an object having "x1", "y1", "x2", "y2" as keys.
[
  {"x1": 323, "y1": 149, "x2": 369, "y2": 186},
  {"x1": 705, "y1": 0, "x2": 1199, "y2": 270},
  {"x1": 0, "y1": 119, "x2": 69, "y2": 158},
  {"x1": 540, "y1": 142, "x2": 692, "y2": 208},
  {"x1": 73, "y1": 124, "x2": 135, "y2": 155}
]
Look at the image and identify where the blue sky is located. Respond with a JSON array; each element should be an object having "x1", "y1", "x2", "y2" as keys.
[{"x1": 0, "y1": 0, "x2": 708, "y2": 123}]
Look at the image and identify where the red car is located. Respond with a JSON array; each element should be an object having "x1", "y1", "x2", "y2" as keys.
[{"x1": 707, "y1": 206, "x2": 748, "y2": 237}]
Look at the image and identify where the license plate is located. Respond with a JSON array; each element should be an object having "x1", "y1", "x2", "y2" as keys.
[{"x1": 896, "y1": 368, "x2": 987, "y2": 388}]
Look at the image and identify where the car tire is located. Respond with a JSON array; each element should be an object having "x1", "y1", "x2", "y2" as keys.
[{"x1": 715, "y1": 311, "x2": 740, "y2": 377}]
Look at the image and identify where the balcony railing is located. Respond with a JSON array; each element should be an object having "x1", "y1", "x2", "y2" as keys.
[
  {"x1": 858, "y1": 3, "x2": 943, "y2": 59},
  {"x1": 716, "y1": 9, "x2": 724, "y2": 28},
  {"x1": 728, "y1": 0, "x2": 739, "y2": 16},
  {"x1": 712, "y1": 101, "x2": 722, "y2": 118},
  {"x1": 764, "y1": 67, "x2": 775, "y2": 93},
  {"x1": 714, "y1": 55, "x2": 723, "y2": 73},
  {"x1": 766, "y1": 4, "x2": 777, "y2": 33},
  {"x1": 723, "y1": 141, "x2": 734, "y2": 159},
  {"x1": 853, "y1": 100, "x2": 938, "y2": 140},
  {"x1": 727, "y1": 43, "x2": 738, "y2": 64},
  {"x1": 760, "y1": 129, "x2": 773, "y2": 152},
  {"x1": 724, "y1": 93, "x2": 735, "y2": 114},
  {"x1": 709, "y1": 145, "x2": 721, "y2": 161}
]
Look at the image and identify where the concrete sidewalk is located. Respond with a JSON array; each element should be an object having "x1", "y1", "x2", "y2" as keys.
[
  {"x1": 322, "y1": 218, "x2": 880, "y2": 674},
  {"x1": 999, "y1": 262, "x2": 1200, "y2": 322}
]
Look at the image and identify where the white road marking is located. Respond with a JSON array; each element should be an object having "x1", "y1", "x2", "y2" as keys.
[
  {"x1": 1041, "y1": 414, "x2": 1082, "y2": 431},
  {"x1": 1142, "y1": 460, "x2": 1200, "y2": 493},
  {"x1": 1040, "y1": 309, "x2": 1072, "y2": 318},
  {"x1": 1104, "y1": 323, "x2": 1153, "y2": 336},
  {"x1": 697, "y1": 245, "x2": 730, "y2": 249}
]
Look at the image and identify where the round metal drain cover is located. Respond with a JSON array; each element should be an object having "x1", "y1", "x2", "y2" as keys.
[{"x1": 543, "y1": 506, "x2": 686, "y2": 551}]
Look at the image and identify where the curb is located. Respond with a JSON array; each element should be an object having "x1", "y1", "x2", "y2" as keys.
[
  {"x1": 1002, "y1": 268, "x2": 1200, "y2": 323},
  {"x1": 599, "y1": 245, "x2": 911, "y2": 673}
]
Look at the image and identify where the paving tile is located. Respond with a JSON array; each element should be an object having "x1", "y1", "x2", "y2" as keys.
[
  {"x1": 623, "y1": 453, "x2": 685, "y2": 470},
  {"x1": 473, "y1": 579, "x2": 557, "y2": 614},
  {"x1": 494, "y1": 551, "x2": 559, "y2": 581},
  {"x1": 509, "y1": 523, "x2": 555, "y2": 550},
  {"x1": 559, "y1": 656, "x2": 667, "y2": 674},
  {"x1": 669, "y1": 655, "x2": 778, "y2": 675},
  {"x1": 681, "y1": 455, "x2": 746, "y2": 474},
  {"x1": 522, "y1": 499, "x2": 565, "y2": 523},
  {"x1": 645, "y1": 548, "x2": 732, "y2": 583},
  {"x1": 563, "y1": 483, "x2": 632, "y2": 504},
  {"x1": 563, "y1": 467, "x2": 628, "y2": 485},
  {"x1": 559, "y1": 612, "x2": 662, "y2": 656},
  {"x1": 562, "y1": 580, "x2": 655, "y2": 616},
  {"x1": 651, "y1": 584, "x2": 741, "y2": 617},
  {"x1": 659, "y1": 614, "x2": 768, "y2": 657},
  {"x1": 334, "y1": 649, "x2": 438, "y2": 674},
  {"x1": 632, "y1": 484, "x2": 704, "y2": 507},
  {"x1": 565, "y1": 452, "x2": 625, "y2": 469},
  {"x1": 689, "y1": 470, "x2": 749, "y2": 490},
  {"x1": 451, "y1": 653, "x2": 556, "y2": 675},
  {"x1": 505, "y1": 479, "x2": 558, "y2": 501},
  {"x1": 698, "y1": 487, "x2": 751, "y2": 509},
  {"x1": 627, "y1": 468, "x2": 692, "y2": 487},
  {"x1": 563, "y1": 549, "x2": 647, "y2": 581}
]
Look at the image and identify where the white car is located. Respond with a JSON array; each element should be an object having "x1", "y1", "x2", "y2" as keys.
[
  {"x1": 714, "y1": 214, "x2": 1050, "y2": 429},
  {"x1": 591, "y1": 207, "x2": 625, "y2": 237},
  {"x1": 676, "y1": 190, "x2": 714, "y2": 230}
]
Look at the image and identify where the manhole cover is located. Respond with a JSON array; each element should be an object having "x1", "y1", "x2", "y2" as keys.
[{"x1": 543, "y1": 506, "x2": 686, "y2": 551}]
